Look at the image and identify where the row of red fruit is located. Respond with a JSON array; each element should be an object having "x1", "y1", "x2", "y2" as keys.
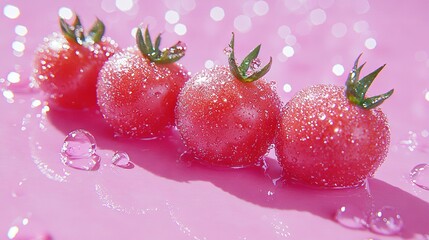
[{"x1": 32, "y1": 15, "x2": 394, "y2": 188}]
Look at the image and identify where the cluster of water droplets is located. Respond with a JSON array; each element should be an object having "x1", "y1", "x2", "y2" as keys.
[
  {"x1": 399, "y1": 130, "x2": 429, "y2": 154},
  {"x1": 165, "y1": 41, "x2": 187, "y2": 61},
  {"x1": 398, "y1": 131, "x2": 429, "y2": 191},
  {"x1": 335, "y1": 204, "x2": 403, "y2": 236},
  {"x1": 368, "y1": 206, "x2": 404, "y2": 235},
  {"x1": 332, "y1": 180, "x2": 405, "y2": 236},
  {"x1": 60, "y1": 129, "x2": 132, "y2": 170}
]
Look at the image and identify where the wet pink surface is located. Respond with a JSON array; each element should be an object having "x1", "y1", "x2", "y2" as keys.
[{"x1": 1, "y1": 0, "x2": 429, "y2": 239}]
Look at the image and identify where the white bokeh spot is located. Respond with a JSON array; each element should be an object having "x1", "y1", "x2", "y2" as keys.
[
  {"x1": 210, "y1": 7, "x2": 225, "y2": 21},
  {"x1": 234, "y1": 15, "x2": 252, "y2": 33},
  {"x1": 331, "y1": 23, "x2": 347, "y2": 38},
  {"x1": 174, "y1": 23, "x2": 187, "y2": 35},
  {"x1": 332, "y1": 64, "x2": 345, "y2": 76},
  {"x1": 283, "y1": 83, "x2": 292, "y2": 93},
  {"x1": 365, "y1": 38, "x2": 377, "y2": 49},
  {"x1": 310, "y1": 8, "x2": 326, "y2": 25},
  {"x1": 116, "y1": 0, "x2": 134, "y2": 12},
  {"x1": 4, "y1": 5, "x2": 20, "y2": 19},
  {"x1": 253, "y1": 1, "x2": 269, "y2": 16},
  {"x1": 58, "y1": 7, "x2": 73, "y2": 19},
  {"x1": 282, "y1": 46, "x2": 295, "y2": 57},
  {"x1": 165, "y1": 10, "x2": 180, "y2": 24}
]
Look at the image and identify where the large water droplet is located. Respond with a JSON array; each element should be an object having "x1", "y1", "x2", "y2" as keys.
[
  {"x1": 112, "y1": 151, "x2": 133, "y2": 168},
  {"x1": 260, "y1": 157, "x2": 283, "y2": 186},
  {"x1": 369, "y1": 206, "x2": 403, "y2": 235},
  {"x1": 60, "y1": 129, "x2": 100, "y2": 170},
  {"x1": 410, "y1": 163, "x2": 429, "y2": 190},
  {"x1": 61, "y1": 129, "x2": 96, "y2": 157},
  {"x1": 335, "y1": 205, "x2": 368, "y2": 229}
]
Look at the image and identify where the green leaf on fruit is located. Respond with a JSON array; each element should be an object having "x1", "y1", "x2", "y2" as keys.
[
  {"x1": 59, "y1": 14, "x2": 105, "y2": 45},
  {"x1": 228, "y1": 33, "x2": 272, "y2": 82},
  {"x1": 136, "y1": 27, "x2": 186, "y2": 64},
  {"x1": 87, "y1": 18, "x2": 105, "y2": 43},
  {"x1": 345, "y1": 54, "x2": 394, "y2": 109}
]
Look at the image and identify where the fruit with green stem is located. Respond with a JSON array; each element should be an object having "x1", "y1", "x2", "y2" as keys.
[
  {"x1": 176, "y1": 33, "x2": 281, "y2": 167},
  {"x1": 33, "y1": 14, "x2": 118, "y2": 109},
  {"x1": 97, "y1": 27, "x2": 189, "y2": 138},
  {"x1": 275, "y1": 54, "x2": 393, "y2": 188}
]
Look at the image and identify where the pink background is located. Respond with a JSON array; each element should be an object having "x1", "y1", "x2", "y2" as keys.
[{"x1": 1, "y1": 0, "x2": 429, "y2": 239}]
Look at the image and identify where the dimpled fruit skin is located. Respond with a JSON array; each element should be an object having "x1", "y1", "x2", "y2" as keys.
[
  {"x1": 97, "y1": 47, "x2": 189, "y2": 138},
  {"x1": 275, "y1": 84, "x2": 390, "y2": 188},
  {"x1": 33, "y1": 32, "x2": 118, "y2": 109},
  {"x1": 176, "y1": 65, "x2": 281, "y2": 168}
]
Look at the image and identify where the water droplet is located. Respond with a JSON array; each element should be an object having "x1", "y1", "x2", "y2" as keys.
[
  {"x1": 369, "y1": 206, "x2": 403, "y2": 235},
  {"x1": 318, "y1": 112, "x2": 326, "y2": 120},
  {"x1": 250, "y1": 58, "x2": 261, "y2": 70},
  {"x1": 260, "y1": 157, "x2": 283, "y2": 186},
  {"x1": 410, "y1": 163, "x2": 429, "y2": 190},
  {"x1": 60, "y1": 129, "x2": 100, "y2": 171},
  {"x1": 223, "y1": 46, "x2": 232, "y2": 56},
  {"x1": 61, "y1": 129, "x2": 96, "y2": 157},
  {"x1": 154, "y1": 92, "x2": 162, "y2": 98},
  {"x1": 335, "y1": 205, "x2": 368, "y2": 229},
  {"x1": 112, "y1": 151, "x2": 133, "y2": 168}
]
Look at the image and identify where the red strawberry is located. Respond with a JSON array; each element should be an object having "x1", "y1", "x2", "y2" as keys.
[
  {"x1": 32, "y1": 14, "x2": 118, "y2": 109},
  {"x1": 175, "y1": 33, "x2": 281, "y2": 168},
  {"x1": 97, "y1": 27, "x2": 189, "y2": 138},
  {"x1": 275, "y1": 55, "x2": 394, "y2": 188}
]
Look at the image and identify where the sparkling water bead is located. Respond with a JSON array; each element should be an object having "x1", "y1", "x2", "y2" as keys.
[
  {"x1": 223, "y1": 46, "x2": 232, "y2": 56},
  {"x1": 369, "y1": 206, "x2": 403, "y2": 235},
  {"x1": 335, "y1": 205, "x2": 368, "y2": 229},
  {"x1": 410, "y1": 163, "x2": 429, "y2": 190},
  {"x1": 250, "y1": 58, "x2": 261, "y2": 70},
  {"x1": 112, "y1": 151, "x2": 132, "y2": 168},
  {"x1": 60, "y1": 129, "x2": 100, "y2": 170},
  {"x1": 61, "y1": 129, "x2": 96, "y2": 158}
]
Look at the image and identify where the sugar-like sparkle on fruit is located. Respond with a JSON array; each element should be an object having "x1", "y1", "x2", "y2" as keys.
[
  {"x1": 275, "y1": 84, "x2": 390, "y2": 188},
  {"x1": 97, "y1": 47, "x2": 189, "y2": 138},
  {"x1": 176, "y1": 65, "x2": 281, "y2": 167}
]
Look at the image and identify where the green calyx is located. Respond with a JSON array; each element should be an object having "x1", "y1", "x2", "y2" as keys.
[
  {"x1": 60, "y1": 14, "x2": 105, "y2": 45},
  {"x1": 345, "y1": 54, "x2": 394, "y2": 109},
  {"x1": 136, "y1": 27, "x2": 186, "y2": 64},
  {"x1": 228, "y1": 32, "x2": 272, "y2": 83}
]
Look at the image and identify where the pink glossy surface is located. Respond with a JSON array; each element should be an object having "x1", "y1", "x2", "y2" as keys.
[{"x1": 1, "y1": 0, "x2": 429, "y2": 239}]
